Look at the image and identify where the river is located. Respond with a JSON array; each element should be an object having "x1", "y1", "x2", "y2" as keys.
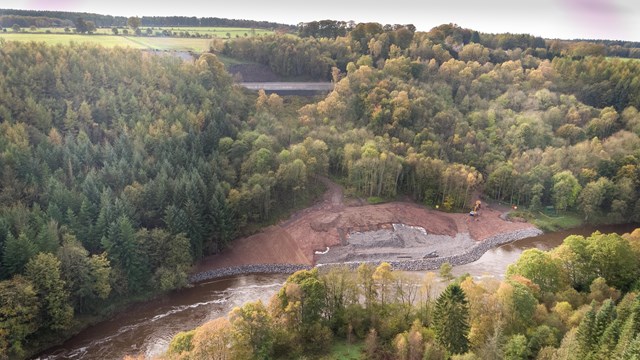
[
  {"x1": 34, "y1": 224, "x2": 637, "y2": 360},
  {"x1": 35, "y1": 274, "x2": 290, "y2": 360}
]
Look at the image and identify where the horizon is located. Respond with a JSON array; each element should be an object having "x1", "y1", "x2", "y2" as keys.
[{"x1": 2, "y1": 0, "x2": 640, "y2": 43}]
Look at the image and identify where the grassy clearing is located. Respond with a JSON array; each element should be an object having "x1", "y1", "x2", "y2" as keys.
[
  {"x1": 215, "y1": 53, "x2": 255, "y2": 67},
  {"x1": 318, "y1": 340, "x2": 363, "y2": 360},
  {"x1": 509, "y1": 209, "x2": 583, "y2": 232}
]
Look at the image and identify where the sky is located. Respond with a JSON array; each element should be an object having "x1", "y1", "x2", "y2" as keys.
[{"x1": 4, "y1": 0, "x2": 640, "y2": 42}]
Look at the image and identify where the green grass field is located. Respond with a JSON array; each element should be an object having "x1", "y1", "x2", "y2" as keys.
[
  {"x1": 148, "y1": 27, "x2": 273, "y2": 37},
  {"x1": 319, "y1": 340, "x2": 363, "y2": 360},
  {"x1": 508, "y1": 209, "x2": 584, "y2": 232},
  {"x1": 0, "y1": 33, "x2": 217, "y2": 52},
  {"x1": 6, "y1": 26, "x2": 273, "y2": 37},
  {"x1": 0, "y1": 26, "x2": 274, "y2": 52},
  {"x1": 121, "y1": 36, "x2": 213, "y2": 52},
  {"x1": 0, "y1": 33, "x2": 147, "y2": 48}
]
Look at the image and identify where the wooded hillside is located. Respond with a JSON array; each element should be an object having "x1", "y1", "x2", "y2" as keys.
[{"x1": 1, "y1": 21, "x2": 640, "y2": 358}]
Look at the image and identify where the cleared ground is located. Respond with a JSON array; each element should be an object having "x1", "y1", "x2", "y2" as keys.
[{"x1": 194, "y1": 178, "x2": 537, "y2": 272}]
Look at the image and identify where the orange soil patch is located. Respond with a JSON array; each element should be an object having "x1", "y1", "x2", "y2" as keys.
[{"x1": 194, "y1": 179, "x2": 536, "y2": 273}]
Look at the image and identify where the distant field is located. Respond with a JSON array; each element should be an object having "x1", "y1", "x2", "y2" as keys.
[
  {"x1": 6, "y1": 26, "x2": 274, "y2": 37},
  {"x1": 148, "y1": 27, "x2": 274, "y2": 37},
  {"x1": 0, "y1": 33, "x2": 220, "y2": 52},
  {"x1": 120, "y1": 36, "x2": 213, "y2": 52},
  {"x1": 0, "y1": 26, "x2": 275, "y2": 51},
  {"x1": 0, "y1": 33, "x2": 147, "y2": 48}
]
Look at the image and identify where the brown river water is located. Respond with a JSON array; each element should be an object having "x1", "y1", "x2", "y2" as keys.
[{"x1": 35, "y1": 224, "x2": 638, "y2": 360}]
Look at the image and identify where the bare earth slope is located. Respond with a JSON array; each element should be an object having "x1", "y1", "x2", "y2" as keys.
[{"x1": 194, "y1": 178, "x2": 536, "y2": 273}]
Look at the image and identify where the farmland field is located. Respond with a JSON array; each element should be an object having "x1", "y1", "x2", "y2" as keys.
[
  {"x1": 0, "y1": 33, "x2": 222, "y2": 52},
  {"x1": 0, "y1": 26, "x2": 275, "y2": 51},
  {"x1": 147, "y1": 27, "x2": 274, "y2": 37},
  {"x1": 0, "y1": 33, "x2": 147, "y2": 48},
  {"x1": 119, "y1": 36, "x2": 214, "y2": 52},
  {"x1": 4, "y1": 26, "x2": 274, "y2": 37}
]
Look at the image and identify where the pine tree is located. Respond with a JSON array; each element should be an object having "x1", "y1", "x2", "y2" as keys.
[
  {"x1": 623, "y1": 334, "x2": 640, "y2": 359},
  {"x1": 35, "y1": 220, "x2": 60, "y2": 254},
  {"x1": 164, "y1": 205, "x2": 189, "y2": 236},
  {"x1": 615, "y1": 300, "x2": 640, "y2": 358},
  {"x1": 77, "y1": 199, "x2": 96, "y2": 252},
  {"x1": 594, "y1": 299, "x2": 617, "y2": 339},
  {"x1": 433, "y1": 283, "x2": 470, "y2": 354},
  {"x1": 597, "y1": 319, "x2": 621, "y2": 358},
  {"x1": 101, "y1": 216, "x2": 149, "y2": 293},
  {"x1": 576, "y1": 303, "x2": 597, "y2": 356},
  {"x1": 184, "y1": 199, "x2": 204, "y2": 260},
  {"x1": 1, "y1": 232, "x2": 37, "y2": 277}
]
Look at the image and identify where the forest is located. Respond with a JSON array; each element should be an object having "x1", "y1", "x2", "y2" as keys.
[
  {"x1": 163, "y1": 230, "x2": 640, "y2": 359},
  {"x1": 1, "y1": 19, "x2": 640, "y2": 358},
  {"x1": 0, "y1": 9, "x2": 292, "y2": 30}
]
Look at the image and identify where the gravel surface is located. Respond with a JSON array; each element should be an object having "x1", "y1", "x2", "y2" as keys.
[
  {"x1": 318, "y1": 224, "x2": 478, "y2": 264},
  {"x1": 189, "y1": 227, "x2": 542, "y2": 283},
  {"x1": 189, "y1": 263, "x2": 311, "y2": 283},
  {"x1": 317, "y1": 227, "x2": 543, "y2": 271}
]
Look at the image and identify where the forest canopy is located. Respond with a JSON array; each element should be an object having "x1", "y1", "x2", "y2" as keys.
[
  {"x1": 164, "y1": 230, "x2": 640, "y2": 359},
  {"x1": 1, "y1": 19, "x2": 640, "y2": 358}
]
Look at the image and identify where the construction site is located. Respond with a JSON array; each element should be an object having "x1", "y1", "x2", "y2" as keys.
[{"x1": 194, "y1": 177, "x2": 538, "y2": 275}]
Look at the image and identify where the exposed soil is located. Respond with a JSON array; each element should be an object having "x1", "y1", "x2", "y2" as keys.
[{"x1": 194, "y1": 177, "x2": 537, "y2": 273}]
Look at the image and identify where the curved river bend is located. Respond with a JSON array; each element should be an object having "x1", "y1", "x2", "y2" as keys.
[{"x1": 35, "y1": 224, "x2": 637, "y2": 359}]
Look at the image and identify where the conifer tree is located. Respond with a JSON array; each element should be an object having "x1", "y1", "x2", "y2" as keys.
[
  {"x1": 597, "y1": 319, "x2": 621, "y2": 358},
  {"x1": 1, "y1": 232, "x2": 37, "y2": 277},
  {"x1": 576, "y1": 303, "x2": 597, "y2": 356},
  {"x1": 615, "y1": 300, "x2": 640, "y2": 358},
  {"x1": 594, "y1": 299, "x2": 617, "y2": 339},
  {"x1": 35, "y1": 220, "x2": 60, "y2": 254},
  {"x1": 433, "y1": 283, "x2": 470, "y2": 354},
  {"x1": 101, "y1": 216, "x2": 149, "y2": 293}
]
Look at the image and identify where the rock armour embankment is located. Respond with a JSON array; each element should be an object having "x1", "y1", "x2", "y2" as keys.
[{"x1": 189, "y1": 228, "x2": 542, "y2": 283}]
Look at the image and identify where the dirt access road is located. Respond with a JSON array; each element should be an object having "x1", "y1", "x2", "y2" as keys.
[{"x1": 195, "y1": 177, "x2": 536, "y2": 272}]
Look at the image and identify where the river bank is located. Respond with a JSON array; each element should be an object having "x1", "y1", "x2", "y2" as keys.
[
  {"x1": 37, "y1": 223, "x2": 638, "y2": 359},
  {"x1": 189, "y1": 227, "x2": 543, "y2": 283},
  {"x1": 193, "y1": 176, "x2": 538, "y2": 276}
]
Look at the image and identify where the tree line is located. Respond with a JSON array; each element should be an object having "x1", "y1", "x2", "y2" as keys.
[
  {"x1": 223, "y1": 23, "x2": 640, "y2": 220},
  {"x1": 0, "y1": 15, "x2": 73, "y2": 29},
  {"x1": 163, "y1": 229, "x2": 640, "y2": 359},
  {"x1": 224, "y1": 22, "x2": 640, "y2": 81},
  {"x1": 0, "y1": 9, "x2": 294, "y2": 30}
]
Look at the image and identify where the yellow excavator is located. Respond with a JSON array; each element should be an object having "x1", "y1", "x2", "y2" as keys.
[{"x1": 469, "y1": 200, "x2": 481, "y2": 221}]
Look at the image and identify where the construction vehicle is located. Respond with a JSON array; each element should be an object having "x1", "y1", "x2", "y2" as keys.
[{"x1": 468, "y1": 200, "x2": 481, "y2": 221}]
